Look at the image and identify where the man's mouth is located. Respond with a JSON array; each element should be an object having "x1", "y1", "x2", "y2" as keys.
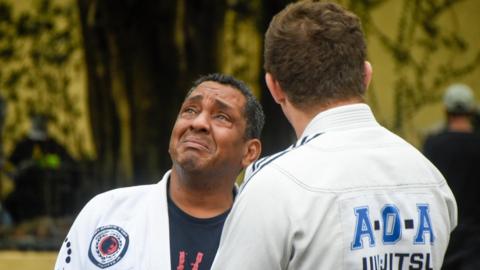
[{"x1": 181, "y1": 137, "x2": 210, "y2": 151}]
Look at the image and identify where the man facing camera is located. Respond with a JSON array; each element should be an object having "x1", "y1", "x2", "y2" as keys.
[{"x1": 55, "y1": 73, "x2": 264, "y2": 270}]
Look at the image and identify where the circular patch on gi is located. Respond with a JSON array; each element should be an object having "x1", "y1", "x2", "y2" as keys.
[{"x1": 88, "y1": 225, "x2": 129, "y2": 268}]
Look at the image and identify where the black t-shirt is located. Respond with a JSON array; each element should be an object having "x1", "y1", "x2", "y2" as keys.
[{"x1": 168, "y1": 190, "x2": 230, "y2": 270}]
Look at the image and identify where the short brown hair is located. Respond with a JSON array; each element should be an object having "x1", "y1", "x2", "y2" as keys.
[{"x1": 264, "y1": 1, "x2": 367, "y2": 109}]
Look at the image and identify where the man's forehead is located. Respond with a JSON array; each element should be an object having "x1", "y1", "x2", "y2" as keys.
[
  {"x1": 186, "y1": 81, "x2": 244, "y2": 104},
  {"x1": 197, "y1": 81, "x2": 227, "y2": 91},
  {"x1": 190, "y1": 81, "x2": 234, "y2": 95}
]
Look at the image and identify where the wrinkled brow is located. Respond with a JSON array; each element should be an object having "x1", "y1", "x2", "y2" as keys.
[
  {"x1": 185, "y1": 94, "x2": 235, "y2": 112},
  {"x1": 184, "y1": 94, "x2": 203, "y2": 103}
]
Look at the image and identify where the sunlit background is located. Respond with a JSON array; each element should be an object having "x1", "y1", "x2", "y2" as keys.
[{"x1": 0, "y1": 0, "x2": 479, "y2": 269}]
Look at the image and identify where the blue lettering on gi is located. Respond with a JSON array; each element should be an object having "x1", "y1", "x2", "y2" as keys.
[
  {"x1": 382, "y1": 205, "x2": 401, "y2": 244},
  {"x1": 352, "y1": 207, "x2": 375, "y2": 250},
  {"x1": 414, "y1": 204, "x2": 435, "y2": 244}
]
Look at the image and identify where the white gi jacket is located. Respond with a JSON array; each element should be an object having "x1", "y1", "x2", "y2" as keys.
[
  {"x1": 212, "y1": 104, "x2": 457, "y2": 270},
  {"x1": 55, "y1": 171, "x2": 172, "y2": 270}
]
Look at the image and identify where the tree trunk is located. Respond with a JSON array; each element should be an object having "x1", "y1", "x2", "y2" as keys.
[
  {"x1": 76, "y1": 0, "x2": 297, "y2": 193},
  {"x1": 77, "y1": 0, "x2": 233, "y2": 190},
  {"x1": 77, "y1": 0, "x2": 121, "y2": 192}
]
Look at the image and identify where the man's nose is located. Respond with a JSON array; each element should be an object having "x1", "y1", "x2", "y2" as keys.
[{"x1": 190, "y1": 111, "x2": 210, "y2": 132}]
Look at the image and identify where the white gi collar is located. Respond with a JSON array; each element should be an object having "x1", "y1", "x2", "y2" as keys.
[{"x1": 301, "y1": 103, "x2": 380, "y2": 138}]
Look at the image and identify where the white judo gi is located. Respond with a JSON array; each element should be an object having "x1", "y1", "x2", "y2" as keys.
[
  {"x1": 55, "y1": 171, "x2": 172, "y2": 270},
  {"x1": 212, "y1": 104, "x2": 457, "y2": 270}
]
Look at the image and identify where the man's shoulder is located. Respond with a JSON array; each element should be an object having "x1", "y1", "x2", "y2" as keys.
[
  {"x1": 424, "y1": 130, "x2": 451, "y2": 142},
  {"x1": 249, "y1": 132, "x2": 323, "y2": 175},
  {"x1": 425, "y1": 130, "x2": 480, "y2": 148},
  {"x1": 242, "y1": 128, "x2": 443, "y2": 192},
  {"x1": 72, "y1": 183, "x2": 161, "y2": 228},
  {"x1": 242, "y1": 134, "x2": 323, "y2": 191},
  {"x1": 248, "y1": 149, "x2": 291, "y2": 177},
  {"x1": 77, "y1": 184, "x2": 158, "y2": 219},
  {"x1": 92, "y1": 184, "x2": 159, "y2": 206}
]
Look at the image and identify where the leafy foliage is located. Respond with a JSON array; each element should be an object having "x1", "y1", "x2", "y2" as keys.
[
  {"x1": 342, "y1": 0, "x2": 480, "y2": 134},
  {"x1": 0, "y1": 0, "x2": 83, "y2": 155}
]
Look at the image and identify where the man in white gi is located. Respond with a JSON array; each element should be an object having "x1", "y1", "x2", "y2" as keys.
[
  {"x1": 55, "y1": 73, "x2": 263, "y2": 270},
  {"x1": 211, "y1": 2, "x2": 457, "y2": 270}
]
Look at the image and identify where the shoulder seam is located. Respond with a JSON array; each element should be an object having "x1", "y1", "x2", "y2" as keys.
[
  {"x1": 240, "y1": 132, "x2": 323, "y2": 193},
  {"x1": 270, "y1": 162, "x2": 448, "y2": 194}
]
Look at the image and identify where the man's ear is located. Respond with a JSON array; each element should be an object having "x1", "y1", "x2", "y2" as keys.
[
  {"x1": 265, "y1": 72, "x2": 286, "y2": 104},
  {"x1": 241, "y1": 138, "x2": 261, "y2": 168},
  {"x1": 364, "y1": 61, "x2": 372, "y2": 89}
]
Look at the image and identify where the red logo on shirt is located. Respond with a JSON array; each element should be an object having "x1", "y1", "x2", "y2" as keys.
[
  {"x1": 88, "y1": 225, "x2": 129, "y2": 268},
  {"x1": 176, "y1": 251, "x2": 204, "y2": 270},
  {"x1": 99, "y1": 236, "x2": 119, "y2": 256}
]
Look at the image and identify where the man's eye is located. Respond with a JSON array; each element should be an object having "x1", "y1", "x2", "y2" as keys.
[
  {"x1": 183, "y1": 108, "x2": 196, "y2": 114},
  {"x1": 215, "y1": 114, "x2": 229, "y2": 121}
]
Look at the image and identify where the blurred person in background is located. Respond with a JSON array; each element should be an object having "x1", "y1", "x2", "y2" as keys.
[
  {"x1": 5, "y1": 113, "x2": 77, "y2": 224},
  {"x1": 423, "y1": 83, "x2": 480, "y2": 270},
  {"x1": 472, "y1": 104, "x2": 480, "y2": 132},
  {"x1": 55, "y1": 74, "x2": 263, "y2": 270}
]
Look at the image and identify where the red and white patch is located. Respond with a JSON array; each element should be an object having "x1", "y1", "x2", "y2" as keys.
[{"x1": 88, "y1": 225, "x2": 129, "y2": 268}]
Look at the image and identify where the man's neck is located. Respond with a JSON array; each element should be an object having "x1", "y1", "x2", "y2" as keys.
[
  {"x1": 447, "y1": 116, "x2": 473, "y2": 133},
  {"x1": 169, "y1": 168, "x2": 235, "y2": 219}
]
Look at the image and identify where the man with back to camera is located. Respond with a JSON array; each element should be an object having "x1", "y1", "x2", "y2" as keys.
[
  {"x1": 211, "y1": 2, "x2": 457, "y2": 269},
  {"x1": 54, "y1": 73, "x2": 264, "y2": 270},
  {"x1": 423, "y1": 84, "x2": 480, "y2": 270}
]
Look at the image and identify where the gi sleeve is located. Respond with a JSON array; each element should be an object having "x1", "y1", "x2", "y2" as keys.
[
  {"x1": 212, "y1": 166, "x2": 293, "y2": 270},
  {"x1": 441, "y1": 177, "x2": 458, "y2": 232},
  {"x1": 54, "y1": 195, "x2": 103, "y2": 270}
]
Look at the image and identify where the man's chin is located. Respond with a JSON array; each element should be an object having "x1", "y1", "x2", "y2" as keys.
[{"x1": 177, "y1": 157, "x2": 207, "y2": 172}]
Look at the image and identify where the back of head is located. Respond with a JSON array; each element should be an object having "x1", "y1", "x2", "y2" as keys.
[
  {"x1": 264, "y1": 1, "x2": 367, "y2": 109},
  {"x1": 443, "y1": 83, "x2": 475, "y2": 115}
]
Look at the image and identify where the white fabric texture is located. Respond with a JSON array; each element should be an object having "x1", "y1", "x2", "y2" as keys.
[
  {"x1": 212, "y1": 104, "x2": 457, "y2": 270},
  {"x1": 55, "y1": 171, "x2": 171, "y2": 270}
]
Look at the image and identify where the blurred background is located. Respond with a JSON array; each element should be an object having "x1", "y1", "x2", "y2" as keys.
[{"x1": 0, "y1": 0, "x2": 478, "y2": 269}]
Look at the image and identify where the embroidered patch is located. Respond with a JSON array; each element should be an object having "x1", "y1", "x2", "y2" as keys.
[{"x1": 88, "y1": 225, "x2": 129, "y2": 268}]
